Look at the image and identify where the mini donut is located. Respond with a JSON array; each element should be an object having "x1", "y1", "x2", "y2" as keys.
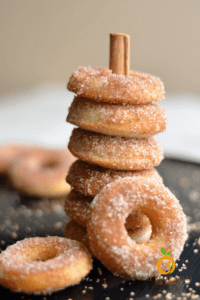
[
  {"x1": 64, "y1": 219, "x2": 152, "y2": 254},
  {"x1": 87, "y1": 177, "x2": 187, "y2": 279},
  {"x1": 65, "y1": 189, "x2": 151, "y2": 234},
  {"x1": 67, "y1": 66, "x2": 165, "y2": 105},
  {"x1": 8, "y1": 147, "x2": 76, "y2": 198},
  {"x1": 0, "y1": 236, "x2": 92, "y2": 294},
  {"x1": 67, "y1": 160, "x2": 163, "y2": 197},
  {"x1": 68, "y1": 128, "x2": 163, "y2": 170},
  {"x1": 67, "y1": 97, "x2": 167, "y2": 138}
]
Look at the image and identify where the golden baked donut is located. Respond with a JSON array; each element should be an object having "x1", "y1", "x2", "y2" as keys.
[
  {"x1": 0, "y1": 236, "x2": 92, "y2": 294},
  {"x1": 87, "y1": 177, "x2": 187, "y2": 279},
  {"x1": 8, "y1": 147, "x2": 76, "y2": 198},
  {"x1": 67, "y1": 160, "x2": 162, "y2": 197},
  {"x1": 19, "y1": 194, "x2": 65, "y2": 214},
  {"x1": 67, "y1": 97, "x2": 167, "y2": 138},
  {"x1": 68, "y1": 128, "x2": 163, "y2": 170},
  {"x1": 67, "y1": 67, "x2": 165, "y2": 104},
  {"x1": 65, "y1": 189, "x2": 152, "y2": 235},
  {"x1": 64, "y1": 218, "x2": 152, "y2": 254}
]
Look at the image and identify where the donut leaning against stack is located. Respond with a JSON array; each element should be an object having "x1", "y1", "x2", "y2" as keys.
[{"x1": 64, "y1": 33, "x2": 187, "y2": 278}]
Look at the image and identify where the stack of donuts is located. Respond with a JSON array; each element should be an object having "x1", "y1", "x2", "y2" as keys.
[
  {"x1": 64, "y1": 34, "x2": 187, "y2": 279},
  {"x1": 65, "y1": 66, "x2": 167, "y2": 243}
]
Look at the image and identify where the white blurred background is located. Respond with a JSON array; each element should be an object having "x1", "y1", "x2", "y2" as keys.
[{"x1": 0, "y1": 0, "x2": 200, "y2": 161}]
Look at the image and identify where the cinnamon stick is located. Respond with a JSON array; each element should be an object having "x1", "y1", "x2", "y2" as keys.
[{"x1": 109, "y1": 33, "x2": 130, "y2": 76}]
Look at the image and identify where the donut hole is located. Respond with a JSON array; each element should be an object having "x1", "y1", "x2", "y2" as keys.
[
  {"x1": 26, "y1": 247, "x2": 59, "y2": 262},
  {"x1": 34, "y1": 251, "x2": 57, "y2": 262},
  {"x1": 124, "y1": 212, "x2": 152, "y2": 244},
  {"x1": 42, "y1": 160, "x2": 59, "y2": 169}
]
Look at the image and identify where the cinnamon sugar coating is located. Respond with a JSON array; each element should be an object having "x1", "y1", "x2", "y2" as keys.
[
  {"x1": 64, "y1": 220, "x2": 91, "y2": 250},
  {"x1": 64, "y1": 219, "x2": 152, "y2": 255},
  {"x1": 65, "y1": 189, "x2": 92, "y2": 227},
  {"x1": 68, "y1": 128, "x2": 164, "y2": 170},
  {"x1": 65, "y1": 189, "x2": 151, "y2": 233},
  {"x1": 8, "y1": 147, "x2": 76, "y2": 198},
  {"x1": 67, "y1": 67, "x2": 165, "y2": 104},
  {"x1": 87, "y1": 177, "x2": 187, "y2": 279},
  {"x1": 0, "y1": 236, "x2": 92, "y2": 294},
  {"x1": 67, "y1": 97, "x2": 167, "y2": 138},
  {"x1": 67, "y1": 160, "x2": 162, "y2": 197}
]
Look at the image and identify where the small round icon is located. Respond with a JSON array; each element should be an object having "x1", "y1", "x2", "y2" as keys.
[{"x1": 157, "y1": 248, "x2": 175, "y2": 275}]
